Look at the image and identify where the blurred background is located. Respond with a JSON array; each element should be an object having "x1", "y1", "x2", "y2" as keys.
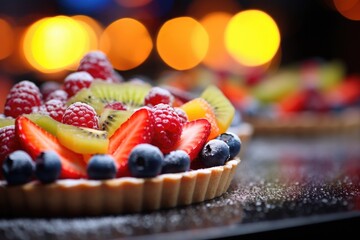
[{"x1": 0, "y1": 0, "x2": 359, "y2": 113}]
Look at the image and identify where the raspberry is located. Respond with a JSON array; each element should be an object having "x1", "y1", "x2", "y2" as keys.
[
  {"x1": 4, "y1": 80, "x2": 42, "y2": 118},
  {"x1": 77, "y1": 51, "x2": 113, "y2": 81},
  {"x1": 43, "y1": 99, "x2": 67, "y2": 122},
  {"x1": 174, "y1": 107, "x2": 188, "y2": 125},
  {"x1": 104, "y1": 101, "x2": 127, "y2": 111},
  {"x1": 64, "y1": 71, "x2": 94, "y2": 98},
  {"x1": 45, "y1": 89, "x2": 68, "y2": 103},
  {"x1": 150, "y1": 104, "x2": 183, "y2": 153},
  {"x1": 0, "y1": 125, "x2": 21, "y2": 178},
  {"x1": 144, "y1": 87, "x2": 174, "y2": 107},
  {"x1": 62, "y1": 102, "x2": 99, "y2": 129},
  {"x1": 40, "y1": 81, "x2": 62, "y2": 100}
]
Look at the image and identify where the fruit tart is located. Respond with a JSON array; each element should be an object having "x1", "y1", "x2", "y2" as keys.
[{"x1": 0, "y1": 51, "x2": 242, "y2": 217}]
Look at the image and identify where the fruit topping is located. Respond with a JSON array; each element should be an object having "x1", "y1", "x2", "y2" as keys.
[
  {"x1": 144, "y1": 86, "x2": 174, "y2": 107},
  {"x1": 64, "y1": 71, "x2": 94, "y2": 98},
  {"x1": 45, "y1": 89, "x2": 68, "y2": 103},
  {"x1": 77, "y1": 50, "x2": 114, "y2": 81},
  {"x1": 99, "y1": 109, "x2": 132, "y2": 137},
  {"x1": 25, "y1": 113, "x2": 60, "y2": 137},
  {"x1": 87, "y1": 154, "x2": 117, "y2": 180},
  {"x1": 174, "y1": 107, "x2": 188, "y2": 125},
  {"x1": 108, "y1": 108, "x2": 154, "y2": 177},
  {"x1": 128, "y1": 143, "x2": 163, "y2": 178},
  {"x1": 150, "y1": 103, "x2": 183, "y2": 153},
  {"x1": 57, "y1": 123, "x2": 108, "y2": 155},
  {"x1": 43, "y1": 99, "x2": 67, "y2": 122},
  {"x1": 2, "y1": 150, "x2": 34, "y2": 185},
  {"x1": 216, "y1": 132, "x2": 242, "y2": 159},
  {"x1": 0, "y1": 125, "x2": 21, "y2": 177},
  {"x1": 16, "y1": 116, "x2": 87, "y2": 179},
  {"x1": 0, "y1": 117, "x2": 15, "y2": 128},
  {"x1": 200, "y1": 139, "x2": 230, "y2": 167},
  {"x1": 62, "y1": 102, "x2": 99, "y2": 129},
  {"x1": 34, "y1": 150, "x2": 62, "y2": 183},
  {"x1": 200, "y1": 85, "x2": 235, "y2": 134},
  {"x1": 104, "y1": 101, "x2": 127, "y2": 111},
  {"x1": 4, "y1": 80, "x2": 43, "y2": 118},
  {"x1": 161, "y1": 150, "x2": 190, "y2": 174},
  {"x1": 180, "y1": 97, "x2": 220, "y2": 140},
  {"x1": 170, "y1": 119, "x2": 211, "y2": 161},
  {"x1": 40, "y1": 81, "x2": 62, "y2": 100}
]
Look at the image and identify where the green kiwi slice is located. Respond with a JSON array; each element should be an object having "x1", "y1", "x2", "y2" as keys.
[
  {"x1": 57, "y1": 123, "x2": 109, "y2": 154},
  {"x1": 99, "y1": 109, "x2": 133, "y2": 137},
  {"x1": 66, "y1": 88, "x2": 104, "y2": 114},
  {"x1": 90, "y1": 81, "x2": 151, "y2": 110},
  {"x1": 25, "y1": 113, "x2": 60, "y2": 137},
  {"x1": 200, "y1": 85, "x2": 235, "y2": 133},
  {"x1": 0, "y1": 118, "x2": 15, "y2": 128}
]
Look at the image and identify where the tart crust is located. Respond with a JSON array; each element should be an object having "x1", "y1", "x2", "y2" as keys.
[{"x1": 0, "y1": 159, "x2": 240, "y2": 217}]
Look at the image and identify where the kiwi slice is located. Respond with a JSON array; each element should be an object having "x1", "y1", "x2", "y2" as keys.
[
  {"x1": 200, "y1": 85, "x2": 235, "y2": 133},
  {"x1": 25, "y1": 113, "x2": 60, "y2": 137},
  {"x1": 90, "y1": 81, "x2": 152, "y2": 110},
  {"x1": 0, "y1": 118, "x2": 15, "y2": 128},
  {"x1": 99, "y1": 109, "x2": 133, "y2": 137},
  {"x1": 66, "y1": 88, "x2": 104, "y2": 114},
  {"x1": 57, "y1": 123, "x2": 109, "y2": 154}
]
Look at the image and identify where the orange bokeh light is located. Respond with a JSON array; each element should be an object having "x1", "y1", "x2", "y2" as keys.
[
  {"x1": 100, "y1": 18, "x2": 153, "y2": 71},
  {"x1": 156, "y1": 17, "x2": 209, "y2": 70},
  {"x1": 0, "y1": 18, "x2": 15, "y2": 60},
  {"x1": 333, "y1": 0, "x2": 360, "y2": 20},
  {"x1": 200, "y1": 12, "x2": 240, "y2": 72}
]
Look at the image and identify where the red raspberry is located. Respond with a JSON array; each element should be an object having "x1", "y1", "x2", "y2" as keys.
[
  {"x1": 45, "y1": 89, "x2": 68, "y2": 103},
  {"x1": 77, "y1": 51, "x2": 113, "y2": 81},
  {"x1": 62, "y1": 102, "x2": 99, "y2": 129},
  {"x1": 40, "y1": 81, "x2": 62, "y2": 99},
  {"x1": 174, "y1": 107, "x2": 188, "y2": 125},
  {"x1": 4, "y1": 80, "x2": 42, "y2": 118},
  {"x1": 0, "y1": 125, "x2": 21, "y2": 178},
  {"x1": 64, "y1": 71, "x2": 94, "y2": 98},
  {"x1": 43, "y1": 99, "x2": 67, "y2": 122},
  {"x1": 104, "y1": 101, "x2": 127, "y2": 111},
  {"x1": 144, "y1": 87, "x2": 174, "y2": 107},
  {"x1": 150, "y1": 104, "x2": 183, "y2": 153}
]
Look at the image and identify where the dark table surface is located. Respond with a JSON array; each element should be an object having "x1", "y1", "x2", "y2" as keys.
[{"x1": 1, "y1": 132, "x2": 359, "y2": 240}]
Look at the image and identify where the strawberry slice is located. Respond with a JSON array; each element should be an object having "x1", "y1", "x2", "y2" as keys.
[
  {"x1": 171, "y1": 119, "x2": 211, "y2": 161},
  {"x1": 16, "y1": 116, "x2": 87, "y2": 179},
  {"x1": 108, "y1": 108, "x2": 154, "y2": 177}
]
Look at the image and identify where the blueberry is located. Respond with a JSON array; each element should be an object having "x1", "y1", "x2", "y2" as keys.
[
  {"x1": 162, "y1": 150, "x2": 190, "y2": 174},
  {"x1": 2, "y1": 150, "x2": 34, "y2": 185},
  {"x1": 216, "y1": 132, "x2": 242, "y2": 159},
  {"x1": 128, "y1": 144, "x2": 163, "y2": 178},
  {"x1": 87, "y1": 154, "x2": 117, "y2": 180},
  {"x1": 200, "y1": 139, "x2": 230, "y2": 167},
  {"x1": 35, "y1": 150, "x2": 62, "y2": 184}
]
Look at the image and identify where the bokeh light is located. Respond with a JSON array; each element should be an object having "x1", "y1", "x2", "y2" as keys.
[
  {"x1": 333, "y1": 0, "x2": 360, "y2": 21},
  {"x1": 200, "y1": 12, "x2": 239, "y2": 72},
  {"x1": 157, "y1": 17, "x2": 209, "y2": 70},
  {"x1": 0, "y1": 18, "x2": 15, "y2": 61},
  {"x1": 59, "y1": 0, "x2": 112, "y2": 14},
  {"x1": 23, "y1": 16, "x2": 90, "y2": 73},
  {"x1": 99, "y1": 18, "x2": 152, "y2": 71},
  {"x1": 225, "y1": 10, "x2": 281, "y2": 67}
]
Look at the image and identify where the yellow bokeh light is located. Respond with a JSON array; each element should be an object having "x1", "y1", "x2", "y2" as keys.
[
  {"x1": 99, "y1": 18, "x2": 152, "y2": 71},
  {"x1": 0, "y1": 18, "x2": 15, "y2": 60},
  {"x1": 156, "y1": 17, "x2": 209, "y2": 70},
  {"x1": 23, "y1": 16, "x2": 90, "y2": 73},
  {"x1": 225, "y1": 10, "x2": 281, "y2": 67}
]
